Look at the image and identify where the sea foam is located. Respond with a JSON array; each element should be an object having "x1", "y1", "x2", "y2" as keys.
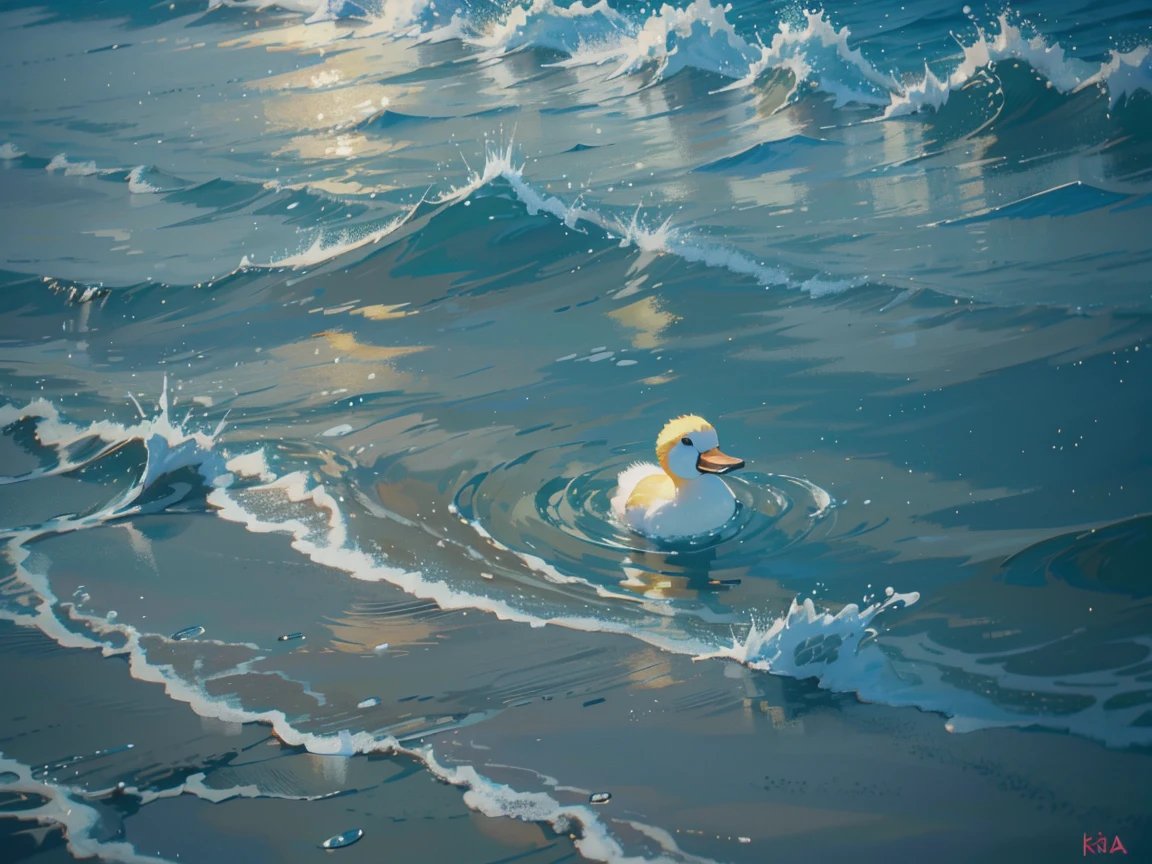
[{"x1": 367, "y1": 1, "x2": 1152, "y2": 115}]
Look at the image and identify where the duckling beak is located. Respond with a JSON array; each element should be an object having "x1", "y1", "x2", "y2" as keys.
[{"x1": 697, "y1": 448, "x2": 744, "y2": 475}]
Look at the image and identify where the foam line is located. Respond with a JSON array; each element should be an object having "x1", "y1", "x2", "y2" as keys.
[{"x1": 0, "y1": 755, "x2": 173, "y2": 864}]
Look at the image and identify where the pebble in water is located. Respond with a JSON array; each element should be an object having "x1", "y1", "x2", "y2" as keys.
[{"x1": 321, "y1": 828, "x2": 363, "y2": 849}]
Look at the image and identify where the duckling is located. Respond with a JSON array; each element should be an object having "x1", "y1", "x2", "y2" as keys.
[{"x1": 611, "y1": 415, "x2": 744, "y2": 539}]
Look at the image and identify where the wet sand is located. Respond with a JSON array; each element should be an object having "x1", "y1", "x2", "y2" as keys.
[
  {"x1": 3, "y1": 511, "x2": 1149, "y2": 863},
  {"x1": 0, "y1": 613, "x2": 575, "y2": 864}
]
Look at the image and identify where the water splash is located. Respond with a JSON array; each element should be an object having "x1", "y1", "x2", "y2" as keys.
[{"x1": 887, "y1": 14, "x2": 1147, "y2": 117}]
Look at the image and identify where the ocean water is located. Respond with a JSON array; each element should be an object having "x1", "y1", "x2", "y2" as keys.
[{"x1": 2, "y1": 0, "x2": 1152, "y2": 861}]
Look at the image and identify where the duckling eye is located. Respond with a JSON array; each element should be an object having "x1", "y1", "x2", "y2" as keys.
[{"x1": 681, "y1": 437, "x2": 693, "y2": 447}]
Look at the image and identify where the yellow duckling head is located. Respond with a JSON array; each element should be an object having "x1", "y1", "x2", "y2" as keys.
[{"x1": 655, "y1": 414, "x2": 744, "y2": 484}]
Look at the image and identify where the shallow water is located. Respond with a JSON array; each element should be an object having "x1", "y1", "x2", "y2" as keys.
[{"x1": 2, "y1": 0, "x2": 1152, "y2": 861}]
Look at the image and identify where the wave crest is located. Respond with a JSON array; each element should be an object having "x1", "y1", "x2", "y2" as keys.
[
  {"x1": 429, "y1": 3, "x2": 1150, "y2": 116},
  {"x1": 888, "y1": 14, "x2": 1150, "y2": 117}
]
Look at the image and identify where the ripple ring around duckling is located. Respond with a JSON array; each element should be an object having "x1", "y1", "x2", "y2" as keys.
[{"x1": 452, "y1": 445, "x2": 837, "y2": 600}]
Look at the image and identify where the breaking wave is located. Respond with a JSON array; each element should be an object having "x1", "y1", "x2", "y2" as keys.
[
  {"x1": 886, "y1": 14, "x2": 1152, "y2": 117},
  {"x1": 255, "y1": 0, "x2": 1152, "y2": 116},
  {"x1": 435, "y1": 141, "x2": 803, "y2": 289}
]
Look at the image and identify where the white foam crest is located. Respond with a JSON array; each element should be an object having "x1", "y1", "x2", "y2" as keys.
[
  {"x1": 461, "y1": 0, "x2": 1151, "y2": 116},
  {"x1": 0, "y1": 383, "x2": 275, "y2": 666},
  {"x1": 0, "y1": 381, "x2": 278, "y2": 582},
  {"x1": 437, "y1": 142, "x2": 792, "y2": 286},
  {"x1": 421, "y1": 749, "x2": 714, "y2": 864},
  {"x1": 1078, "y1": 45, "x2": 1152, "y2": 109},
  {"x1": 459, "y1": 2, "x2": 892, "y2": 106},
  {"x1": 464, "y1": 0, "x2": 631, "y2": 59},
  {"x1": 240, "y1": 210, "x2": 412, "y2": 270},
  {"x1": 702, "y1": 590, "x2": 919, "y2": 679},
  {"x1": 46, "y1": 153, "x2": 108, "y2": 177},
  {"x1": 308, "y1": 0, "x2": 435, "y2": 32},
  {"x1": 548, "y1": 0, "x2": 757, "y2": 83},
  {"x1": 0, "y1": 755, "x2": 172, "y2": 863},
  {"x1": 887, "y1": 14, "x2": 1150, "y2": 117},
  {"x1": 306, "y1": 0, "x2": 369, "y2": 24},
  {"x1": 883, "y1": 63, "x2": 951, "y2": 119},
  {"x1": 969, "y1": 14, "x2": 1096, "y2": 92},
  {"x1": 0, "y1": 142, "x2": 24, "y2": 159},
  {"x1": 703, "y1": 588, "x2": 1152, "y2": 748},
  {"x1": 127, "y1": 165, "x2": 161, "y2": 194},
  {"x1": 0, "y1": 379, "x2": 230, "y2": 495},
  {"x1": 722, "y1": 10, "x2": 896, "y2": 107}
]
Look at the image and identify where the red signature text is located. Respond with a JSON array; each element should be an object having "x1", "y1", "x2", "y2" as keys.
[{"x1": 1084, "y1": 834, "x2": 1127, "y2": 856}]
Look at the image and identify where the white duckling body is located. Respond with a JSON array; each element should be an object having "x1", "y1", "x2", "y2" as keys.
[{"x1": 611, "y1": 415, "x2": 744, "y2": 539}]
